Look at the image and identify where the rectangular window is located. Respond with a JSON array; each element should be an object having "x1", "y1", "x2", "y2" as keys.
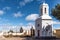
[
  {"x1": 38, "y1": 24, "x2": 40, "y2": 27},
  {"x1": 45, "y1": 8, "x2": 46, "y2": 13}
]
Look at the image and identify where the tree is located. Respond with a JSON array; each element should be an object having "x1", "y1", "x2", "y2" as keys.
[
  {"x1": 30, "y1": 27, "x2": 35, "y2": 36},
  {"x1": 20, "y1": 27, "x2": 23, "y2": 33},
  {"x1": 8, "y1": 29, "x2": 14, "y2": 33},
  {"x1": 51, "y1": 4, "x2": 60, "y2": 20}
]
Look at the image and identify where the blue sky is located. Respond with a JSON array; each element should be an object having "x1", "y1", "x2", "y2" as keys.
[{"x1": 0, "y1": 0, "x2": 60, "y2": 31}]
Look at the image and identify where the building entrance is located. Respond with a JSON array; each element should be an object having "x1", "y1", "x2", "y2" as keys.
[{"x1": 38, "y1": 30, "x2": 40, "y2": 37}]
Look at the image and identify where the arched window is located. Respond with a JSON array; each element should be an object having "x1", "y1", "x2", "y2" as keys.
[
  {"x1": 45, "y1": 8, "x2": 46, "y2": 13},
  {"x1": 37, "y1": 24, "x2": 40, "y2": 27}
]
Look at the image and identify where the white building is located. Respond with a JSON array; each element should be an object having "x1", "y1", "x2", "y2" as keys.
[{"x1": 35, "y1": 2, "x2": 53, "y2": 37}]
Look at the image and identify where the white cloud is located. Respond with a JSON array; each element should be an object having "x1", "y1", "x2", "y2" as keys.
[
  {"x1": 22, "y1": 25, "x2": 31, "y2": 30},
  {"x1": 3, "y1": 6, "x2": 11, "y2": 10},
  {"x1": 27, "y1": 22, "x2": 35, "y2": 29},
  {"x1": 19, "y1": 1, "x2": 25, "y2": 6},
  {"x1": 36, "y1": 0, "x2": 41, "y2": 1},
  {"x1": 0, "y1": 18, "x2": 9, "y2": 25},
  {"x1": 24, "y1": 0, "x2": 33, "y2": 3},
  {"x1": 36, "y1": 0, "x2": 43, "y2": 2},
  {"x1": 53, "y1": 26, "x2": 60, "y2": 30},
  {"x1": 27, "y1": 22, "x2": 34, "y2": 26},
  {"x1": 0, "y1": 10, "x2": 4, "y2": 15},
  {"x1": 26, "y1": 14, "x2": 39, "y2": 21},
  {"x1": 19, "y1": 23, "x2": 23, "y2": 26},
  {"x1": 36, "y1": 0, "x2": 44, "y2": 4},
  {"x1": 53, "y1": 21, "x2": 60, "y2": 24},
  {"x1": 23, "y1": 25, "x2": 35, "y2": 30},
  {"x1": 19, "y1": 0, "x2": 33, "y2": 6},
  {"x1": 13, "y1": 12, "x2": 23, "y2": 18},
  {"x1": 17, "y1": 6, "x2": 20, "y2": 9}
]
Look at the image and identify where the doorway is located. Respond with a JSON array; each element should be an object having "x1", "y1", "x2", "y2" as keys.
[{"x1": 38, "y1": 30, "x2": 40, "y2": 37}]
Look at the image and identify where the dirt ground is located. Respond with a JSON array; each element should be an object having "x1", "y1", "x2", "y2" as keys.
[
  {"x1": 0, "y1": 36, "x2": 33, "y2": 40},
  {"x1": 0, "y1": 36, "x2": 60, "y2": 40},
  {"x1": 0, "y1": 37, "x2": 26, "y2": 40}
]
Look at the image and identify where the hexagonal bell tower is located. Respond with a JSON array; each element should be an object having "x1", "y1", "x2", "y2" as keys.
[{"x1": 35, "y1": 2, "x2": 53, "y2": 37}]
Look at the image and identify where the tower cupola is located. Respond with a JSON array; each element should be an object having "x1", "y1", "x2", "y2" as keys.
[{"x1": 40, "y1": 2, "x2": 49, "y2": 16}]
